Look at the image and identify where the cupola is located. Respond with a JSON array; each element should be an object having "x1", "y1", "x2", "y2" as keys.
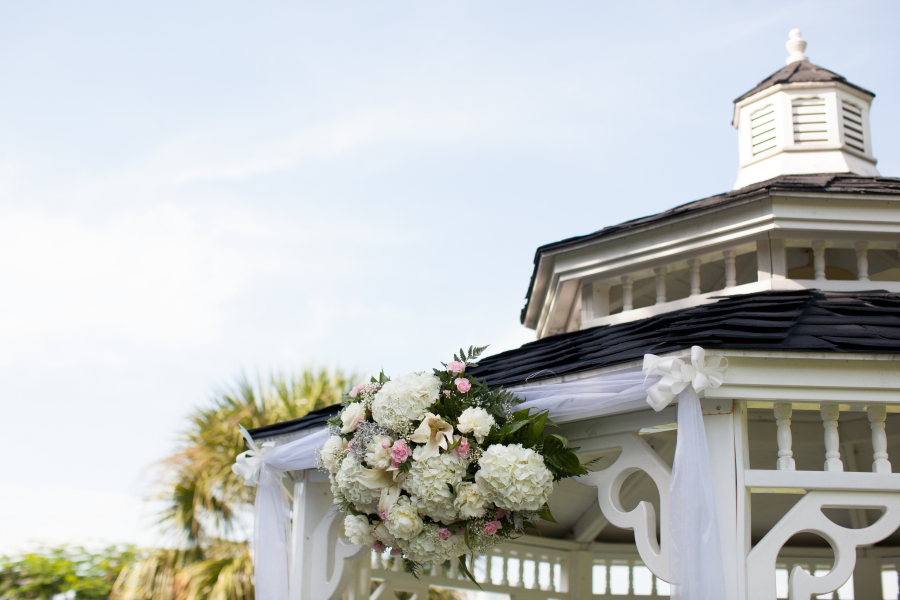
[{"x1": 732, "y1": 29, "x2": 880, "y2": 189}]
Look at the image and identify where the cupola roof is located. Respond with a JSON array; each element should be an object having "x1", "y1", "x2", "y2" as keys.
[{"x1": 734, "y1": 60, "x2": 875, "y2": 104}]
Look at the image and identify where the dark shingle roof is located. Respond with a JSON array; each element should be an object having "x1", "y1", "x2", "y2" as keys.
[
  {"x1": 251, "y1": 289, "x2": 900, "y2": 438},
  {"x1": 520, "y1": 174, "x2": 900, "y2": 324},
  {"x1": 479, "y1": 289, "x2": 900, "y2": 387},
  {"x1": 734, "y1": 61, "x2": 874, "y2": 103}
]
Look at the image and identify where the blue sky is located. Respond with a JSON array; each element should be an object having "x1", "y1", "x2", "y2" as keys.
[{"x1": 1, "y1": 1, "x2": 898, "y2": 551}]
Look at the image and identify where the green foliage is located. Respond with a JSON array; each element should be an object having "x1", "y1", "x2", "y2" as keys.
[
  {"x1": 0, "y1": 545, "x2": 137, "y2": 600},
  {"x1": 116, "y1": 368, "x2": 358, "y2": 600}
]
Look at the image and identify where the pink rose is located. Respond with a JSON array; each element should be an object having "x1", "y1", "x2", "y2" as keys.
[
  {"x1": 484, "y1": 521, "x2": 502, "y2": 535},
  {"x1": 455, "y1": 378, "x2": 472, "y2": 393},
  {"x1": 453, "y1": 435, "x2": 471, "y2": 459},
  {"x1": 496, "y1": 508, "x2": 506, "y2": 518},
  {"x1": 349, "y1": 384, "x2": 366, "y2": 398},
  {"x1": 391, "y1": 440, "x2": 412, "y2": 464},
  {"x1": 381, "y1": 439, "x2": 391, "y2": 449},
  {"x1": 438, "y1": 528, "x2": 452, "y2": 540},
  {"x1": 390, "y1": 548, "x2": 402, "y2": 556},
  {"x1": 447, "y1": 361, "x2": 466, "y2": 376},
  {"x1": 372, "y1": 541, "x2": 387, "y2": 553},
  {"x1": 443, "y1": 390, "x2": 451, "y2": 398}
]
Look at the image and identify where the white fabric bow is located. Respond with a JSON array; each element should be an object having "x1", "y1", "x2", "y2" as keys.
[
  {"x1": 232, "y1": 425, "x2": 283, "y2": 487},
  {"x1": 642, "y1": 346, "x2": 727, "y2": 412}
]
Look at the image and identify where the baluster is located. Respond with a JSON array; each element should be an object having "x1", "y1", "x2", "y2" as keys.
[
  {"x1": 606, "y1": 561, "x2": 612, "y2": 595},
  {"x1": 449, "y1": 556, "x2": 459, "y2": 579},
  {"x1": 501, "y1": 553, "x2": 509, "y2": 586},
  {"x1": 855, "y1": 242, "x2": 870, "y2": 282},
  {"x1": 392, "y1": 554, "x2": 402, "y2": 572},
  {"x1": 813, "y1": 241, "x2": 826, "y2": 281},
  {"x1": 532, "y1": 556, "x2": 540, "y2": 590},
  {"x1": 689, "y1": 258, "x2": 702, "y2": 296},
  {"x1": 654, "y1": 266, "x2": 667, "y2": 304},
  {"x1": 724, "y1": 249, "x2": 737, "y2": 288},
  {"x1": 774, "y1": 403, "x2": 796, "y2": 470},
  {"x1": 518, "y1": 554, "x2": 525, "y2": 588},
  {"x1": 628, "y1": 562, "x2": 635, "y2": 596},
  {"x1": 822, "y1": 405, "x2": 843, "y2": 472},
  {"x1": 868, "y1": 405, "x2": 891, "y2": 473},
  {"x1": 549, "y1": 557, "x2": 556, "y2": 591},
  {"x1": 622, "y1": 275, "x2": 634, "y2": 311}
]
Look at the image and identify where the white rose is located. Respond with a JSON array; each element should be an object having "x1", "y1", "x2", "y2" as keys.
[
  {"x1": 343, "y1": 514, "x2": 376, "y2": 546},
  {"x1": 320, "y1": 435, "x2": 346, "y2": 473},
  {"x1": 341, "y1": 403, "x2": 366, "y2": 434},
  {"x1": 371, "y1": 373, "x2": 441, "y2": 431},
  {"x1": 456, "y1": 407, "x2": 495, "y2": 443},
  {"x1": 365, "y1": 436, "x2": 394, "y2": 469},
  {"x1": 386, "y1": 496, "x2": 424, "y2": 541},
  {"x1": 475, "y1": 444, "x2": 554, "y2": 512},
  {"x1": 454, "y1": 482, "x2": 489, "y2": 519}
]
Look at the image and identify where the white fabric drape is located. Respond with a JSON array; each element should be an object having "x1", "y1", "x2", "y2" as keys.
[{"x1": 238, "y1": 347, "x2": 727, "y2": 600}]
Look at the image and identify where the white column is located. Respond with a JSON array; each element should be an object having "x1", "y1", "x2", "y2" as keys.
[
  {"x1": 724, "y1": 249, "x2": 737, "y2": 288},
  {"x1": 654, "y1": 266, "x2": 667, "y2": 304},
  {"x1": 703, "y1": 400, "x2": 740, "y2": 600},
  {"x1": 854, "y1": 557, "x2": 884, "y2": 600},
  {"x1": 689, "y1": 258, "x2": 702, "y2": 296},
  {"x1": 821, "y1": 405, "x2": 843, "y2": 472},
  {"x1": 855, "y1": 241, "x2": 870, "y2": 282},
  {"x1": 868, "y1": 405, "x2": 891, "y2": 473},
  {"x1": 622, "y1": 275, "x2": 634, "y2": 311},
  {"x1": 774, "y1": 403, "x2": 795, "y2": 471},
  {"x1": 812, "y1": 241, "x2": 827, "y2": 281}
]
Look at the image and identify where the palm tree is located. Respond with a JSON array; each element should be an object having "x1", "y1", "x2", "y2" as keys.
[{"x1": 114, "y1": 368, "x2": 357, "y2": 600}]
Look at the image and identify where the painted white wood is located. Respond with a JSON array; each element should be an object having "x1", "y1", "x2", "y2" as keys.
[
  {"x1": 724, "y1": 249, "x2": 738, "y2": 288},
  {"x1": 785, "y1": 29, "x2": 807, "y2": 64},
  {"x1": 855, "y1": 240, "x2": 870, "y2": 281},
  {"x1": 812, "y1": 240, "x2": 826, "y2": 281},
  {"x1": 689, "y1": 258, "x2": 702, "y2": 295},
  {"x1": 868, "y1": 405, "x2": 891, "y2": 474},
  {"x1": 704, "y1": 402, "x2": 740, "y2": 600},
  {"x1": 621, "y1": 274, "x2": 634, "y2": 311},
  {"x1": 744, "y1": 469, "x2": 900, "y2": 492},
  {"x1": 654, "y1": 266, "x2": 666, "y2": 304},
  {"x1": 747, "y1": 491, "x2": 900, "y2": 600},
  {"x1": 774, "y1": 403, "x2": 796, "y2": 471},
  {"x1": 734, "y1": 401, "x2": 751, "y2": 600},
  {"x1": 821, "y1": 405, "x2": 844, "y2": 472},
  {"x1": 576, "y1": 433, "x2": 671, "y2": 582}
]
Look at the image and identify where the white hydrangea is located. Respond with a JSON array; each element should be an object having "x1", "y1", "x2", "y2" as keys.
[
  {"x1": 386, "y1": 496, "x2": 424, "y2": 541},
  {"x1": 456, "y1": 407, "x2": 495, "y2": 443},
  {"x1": 475, "y1": 444, "x2": 554, "y2": 511},
  {"x1": 371, "y1": 372, "x2": 441, "y2": 432},
  {"x1": 454, "y1": 482, "x2": 489, "y2": 518},
  {"x1": 343, "y1": 514, "x2": 376, "y2": 545},
  {"x1": 334, "y1": 456, "x2": 379, "y2": 511},
  {"x1": 404, "y1": 524, "x2": 466, "y2": 565},
  {"x1": 365, "y1": 435, "x2": 393, "y2": 469},
  {"x1": 320, "y1": 435, "x2": 346, "y2": 473},
  {"x1": 402, "y1": 452, "x2": 467, "y2": 524}
]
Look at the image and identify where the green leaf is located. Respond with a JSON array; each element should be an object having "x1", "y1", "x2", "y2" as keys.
[
  {"x1": 537, "y1": 504, "x2": 557, "y2": 523},
  {"x1": 457, "y1": 555, "x2": 483, "y2": 590}
]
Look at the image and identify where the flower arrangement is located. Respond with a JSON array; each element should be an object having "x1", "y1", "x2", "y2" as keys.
[{"x1": 318, "y1": 346, "x2": 588, "y2": 579}]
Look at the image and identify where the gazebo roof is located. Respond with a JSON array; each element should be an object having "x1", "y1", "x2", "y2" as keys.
[
  {"x1": 733, "y1": 60, "x2": 875, "y2": 103},
  {"x1": 250, "y1": 288, "x2": 900, "y2": 439}
]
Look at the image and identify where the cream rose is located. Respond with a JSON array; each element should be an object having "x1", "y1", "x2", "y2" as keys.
[
  {"x1": 456, "y1": 407, "x2": 495, "y2": 443},
  {"x1": 341, "y1": 403, "x2": 366, "y2": 434},
  {"x1": 386, "y1": 496, "x2": 424, "y2": 541},
  {"x1": 365, "y1": 436, "x2": 394, "y2": 469},
  {"x1": 320, "y1": 435, "x2": 346, "y2": 473},
  {"x1": 343, "y1": 514, "x2": 376, "y2": 545},
  {"x1": 454, "y1": 482, "x2": 489, "y2": 518}
]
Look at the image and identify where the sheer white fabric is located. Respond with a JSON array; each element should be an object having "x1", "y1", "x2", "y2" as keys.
[{"x1": 247, "y1": 353, "x2": 726, "y2": 600}]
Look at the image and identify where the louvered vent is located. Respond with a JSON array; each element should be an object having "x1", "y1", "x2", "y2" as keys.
[
  {"x1": 842, "y1": 100, "x2": 866, "y2": 153},
  {"x1": 792, "y1": 98, "x2": 828, "y2": 143},
  {"x1": 750, "y1": 105, "x2": 777, "y2": 155}
]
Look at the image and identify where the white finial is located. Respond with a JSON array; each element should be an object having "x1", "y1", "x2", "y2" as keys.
[{"x1": 786, "y1": 28, "x2": 808, "y2": 64}]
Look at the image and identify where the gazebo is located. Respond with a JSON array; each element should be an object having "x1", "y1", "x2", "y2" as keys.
[{"x1": 239, "y1": 30, "x2": 900, "y2": 600}]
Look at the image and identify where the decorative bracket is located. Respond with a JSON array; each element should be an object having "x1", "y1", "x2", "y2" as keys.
[
  {"x1": 748, "y1": 490, "x2": 900, "y2": 600},
  {"x1": 310, "y1": 508, "x2": 369, "y2": 600},
  {"x1": 576, "y1": 432, "x2": 671, "y2": 581}
]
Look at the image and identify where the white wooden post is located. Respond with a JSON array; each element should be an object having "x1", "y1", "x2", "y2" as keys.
[
  {"x1": 821, "y1": 405, "x2": 843, "y2": 472},
  {"x1": 774, "y1": 403, "x2": 796, "y2": 470},
  {"x1": 622, "y1": 275, "x2": 634, "y2": 311},
  {"x1": 654, "y1": 267, "x2": 667, "y2": 304},
  {"x1": 868, "y1": 405, "x2": 891, "y2": 473},
  {"x1": 724, "y1": 249, "x2": 737, "y2": 288},
  {"x1": 703, "y1": 400, "x2": 740, "y2": 600},
  {"x1": 813, "y1": 241, "x2": 827, "y2": 281},
  {"x1": 689, "y1": 258, "x2": 702, "y2": 296},
  {"x1": 853, "y1": 557, "x2": 884, "y2": 599},
  {"x1": 855, "y1": 241, "x2": 870, "y2": 282}
]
